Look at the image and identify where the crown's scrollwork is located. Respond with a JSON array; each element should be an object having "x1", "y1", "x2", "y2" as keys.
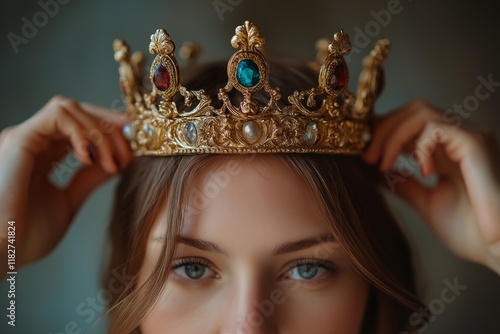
[{"x1": 114, "y1": 21, "x2": 390, "y2": 156}]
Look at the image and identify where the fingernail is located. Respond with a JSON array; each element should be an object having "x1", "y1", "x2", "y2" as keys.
[{"x1": 88, "y1": 144, "x2": 96, "y2": 163}]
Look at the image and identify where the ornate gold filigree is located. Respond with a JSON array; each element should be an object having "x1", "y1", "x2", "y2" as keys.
[
  {"x1": 114, "y1": 21, "x2": 390, "y2": 156},
  {"x1": 149, "y1": 29, "x2": 175, "y2": 56},
  {"x1": 231, "y1": 21, "x2": 264, "y2": 51},
  {"x1": 328, "y1": 30, "x2": 351, "y2": 56},
  {"x1": 353, "y1": 39, "x2": 390, "y2": 119}
]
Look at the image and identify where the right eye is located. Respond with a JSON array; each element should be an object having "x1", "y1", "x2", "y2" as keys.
[{"x1": 171, "y1": 257, "x2": 217, "y2": 280}]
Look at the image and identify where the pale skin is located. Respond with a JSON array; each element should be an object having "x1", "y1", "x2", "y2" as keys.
[
  {"x1": 0, "y1": 97, "x2": 499, "y2": 330},
  {"x1": 140, "y1": 155, "x2": 370, "y2": 333}
]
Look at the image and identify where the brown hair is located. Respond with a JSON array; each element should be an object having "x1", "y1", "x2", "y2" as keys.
[{"x1": 103, "y1": 61, "x2": 424, "y2": 333}]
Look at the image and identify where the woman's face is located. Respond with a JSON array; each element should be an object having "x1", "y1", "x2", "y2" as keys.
[{"x1": 140, "y1": 155, "x2": 369, "y2": 333}]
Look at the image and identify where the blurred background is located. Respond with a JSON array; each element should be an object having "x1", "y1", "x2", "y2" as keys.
[{"x1": 1, "y1": 0, "x2": 500, "y2": 333}]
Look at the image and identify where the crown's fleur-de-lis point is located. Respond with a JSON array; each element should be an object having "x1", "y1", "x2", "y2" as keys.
[
  {"x1": 115, "y1": 21, "x2": 390, "y2": 156},
  {"x1": 149, "y1": 29, "x2": 175, "y2": 56},
  {"x1": 328, "y1": 30, "x2": 351, "y2": 56},
  {"x1": 230, "y1": 21, "x2": 265, "y2": 51}
]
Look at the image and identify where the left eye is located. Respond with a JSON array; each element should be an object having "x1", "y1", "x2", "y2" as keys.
[
  {"x1": 287, "y1": 263, "x2": 325, "y2": 280},
  {"x1": 285, "y1": 260, "x2": 338, "y2": 280}
]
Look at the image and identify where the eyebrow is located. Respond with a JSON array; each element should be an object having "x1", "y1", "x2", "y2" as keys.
[
  {"x1": 271, "y1": 233, "x2": 335, "y2": 255},
  {"x1": 177, "y1": 236, "x2": 229, "y2": 256},
  {"x1": 155, "y1": 233, "x2": 335, "y2": 256}
]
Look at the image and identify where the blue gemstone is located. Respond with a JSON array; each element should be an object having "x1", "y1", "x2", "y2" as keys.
[{"x1": 236, "y1": 59, "x2": 260, "y2": 87}]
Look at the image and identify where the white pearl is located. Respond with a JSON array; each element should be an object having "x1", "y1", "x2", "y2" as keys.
[{"x1": 242, "y1": 121, "x2": 261, "y2": 142}]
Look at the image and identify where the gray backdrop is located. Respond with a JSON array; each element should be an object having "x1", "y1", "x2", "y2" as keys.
[{"x1": 1, "y1": 0, "x2": 500, "y2": 333}]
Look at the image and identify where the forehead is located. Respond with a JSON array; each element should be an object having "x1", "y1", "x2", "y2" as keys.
[
  {"x1": 151, "y1": 155, "x2": 328, "y2": 256},
  {"x1": 152, "y1": 155, "x2": 330, "y2": 254}
]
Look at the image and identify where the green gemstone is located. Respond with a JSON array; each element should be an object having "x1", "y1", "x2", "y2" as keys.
[{"x1": 236, "y1": 59, "x2": 260, "y2": 87}]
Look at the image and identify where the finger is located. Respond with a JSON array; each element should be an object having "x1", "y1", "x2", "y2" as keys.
[
  {"x1": 413, "y1": 122, "x2": 450, "y2": 177},
  {"x1": 34, "y1": 142, "x2": 73, "y2": 179},
  {"x1": 65, "y1": 163, "x2": 115, "y2": 218},
  {"x1": 105, "y1": 123, "x2": 133, "y2": 170},
  {"x1": 378, "y1": 108, "x2": 441, "y2": 172},
  {"x1": 387, "y1": 171, "x2": 431, "y2": 220},
  {"x1": 415, "y1": 122, "x2": 500, "y2": 243},
  {"x1": 0, "y1": 126, "x2": 15, "y2": 147},
  {"x1": 80, "y1": 102, "x2": 130, "y2": 126},
  {"x1": 415, "y1": 121, "x2": 470, "y2": 168},
  {"x1": 56, "y1": 98, "x2": 119, "y2": 174},
  {"x1": 24, "y1": 100, "x2": 94, "y2": 165},
  {"x1": 80, "y1": 102, "x2": 133, "y2": 170},
  {"x1": 364, "y1": 99, "x2": 429, "y2": 165}
]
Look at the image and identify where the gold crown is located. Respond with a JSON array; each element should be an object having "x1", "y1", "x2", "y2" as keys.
[{"x1": 114, "y1": 21, "x2": 390, "y2": 156}]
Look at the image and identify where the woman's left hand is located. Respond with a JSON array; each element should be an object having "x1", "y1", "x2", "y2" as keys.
[{"x1": 364, "y1": 99, "x2": 500, "y2": 275}]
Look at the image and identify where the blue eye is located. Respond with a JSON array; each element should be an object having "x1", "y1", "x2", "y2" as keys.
[
  {"x1": 172, "y1": 258, "x2": 215, "y2": 280},
  {"x1": 288, "y1": 263, "x2": 323, "y2": 280},
  {"x1": 182, "y1": 263, "x2": 206, "y2": 279},
  {"x1": 286, "y1": 259, "x2": 338, "y2": 280},
  {"x1": 297, "y1": 263, "x2": 320, "y2": 279}
]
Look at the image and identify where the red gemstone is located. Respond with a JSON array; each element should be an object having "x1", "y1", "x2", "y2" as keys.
[
  {"x1": 330, "y1": 63, "x2": 347, "y2": 90},
  {"x1": 153, "y1": 64, "x2": 170, "y2": 91}
]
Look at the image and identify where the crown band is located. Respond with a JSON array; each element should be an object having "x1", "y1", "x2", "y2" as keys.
[{"x1": 114, "y1": 21, "x2": 390, "y2": 156}]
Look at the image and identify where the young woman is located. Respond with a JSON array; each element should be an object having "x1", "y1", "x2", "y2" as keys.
[{"x1": 1, "y1": 27, "x2": 499, "y2": 334}]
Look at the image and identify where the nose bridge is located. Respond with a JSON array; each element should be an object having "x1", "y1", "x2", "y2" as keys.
[{"x1": 221, "y1": 269, "x2": 280, "y2": 334}]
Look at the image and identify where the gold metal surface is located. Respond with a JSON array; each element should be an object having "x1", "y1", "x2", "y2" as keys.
[{"x1": 114, "y1": 21, "x2": 390, "y2": 156}]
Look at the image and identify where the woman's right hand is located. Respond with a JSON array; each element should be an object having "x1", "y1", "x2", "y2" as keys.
[{"x1": 0, "y1": 96, "x2": 132, "y2": 279}]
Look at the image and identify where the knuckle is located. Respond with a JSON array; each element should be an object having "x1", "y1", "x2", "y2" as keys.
[
  {"x1": 36, "y1": 95, "x2": 67, "y2": 116},
  {"x1": 424, "y1": 119, "x2": 438, "y2": 129},
  {"x1": 0, "y1": 126, "x2": 15, "y2": 143},
  {"x1": 421, "y1": 120, "x2": 443, "y2": 138},
  {"x1": 411, "y1": 98, "x2": 428, "y2": 108},
  {"x1": 54, "y1": 104, "x2": 70, "y2": 118},
  {"x1": 49, "y1": 95, "x2": 67, "y2": 105},
  {"x1": 44, "y1": 96, "x2": 72, "y2": 117},
  {"x1": 48, "y1": 96, "x2": 81, "y2": 114},
  {"x1": 64, "y1": 98, "x2": 80, "y2": 110}
]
